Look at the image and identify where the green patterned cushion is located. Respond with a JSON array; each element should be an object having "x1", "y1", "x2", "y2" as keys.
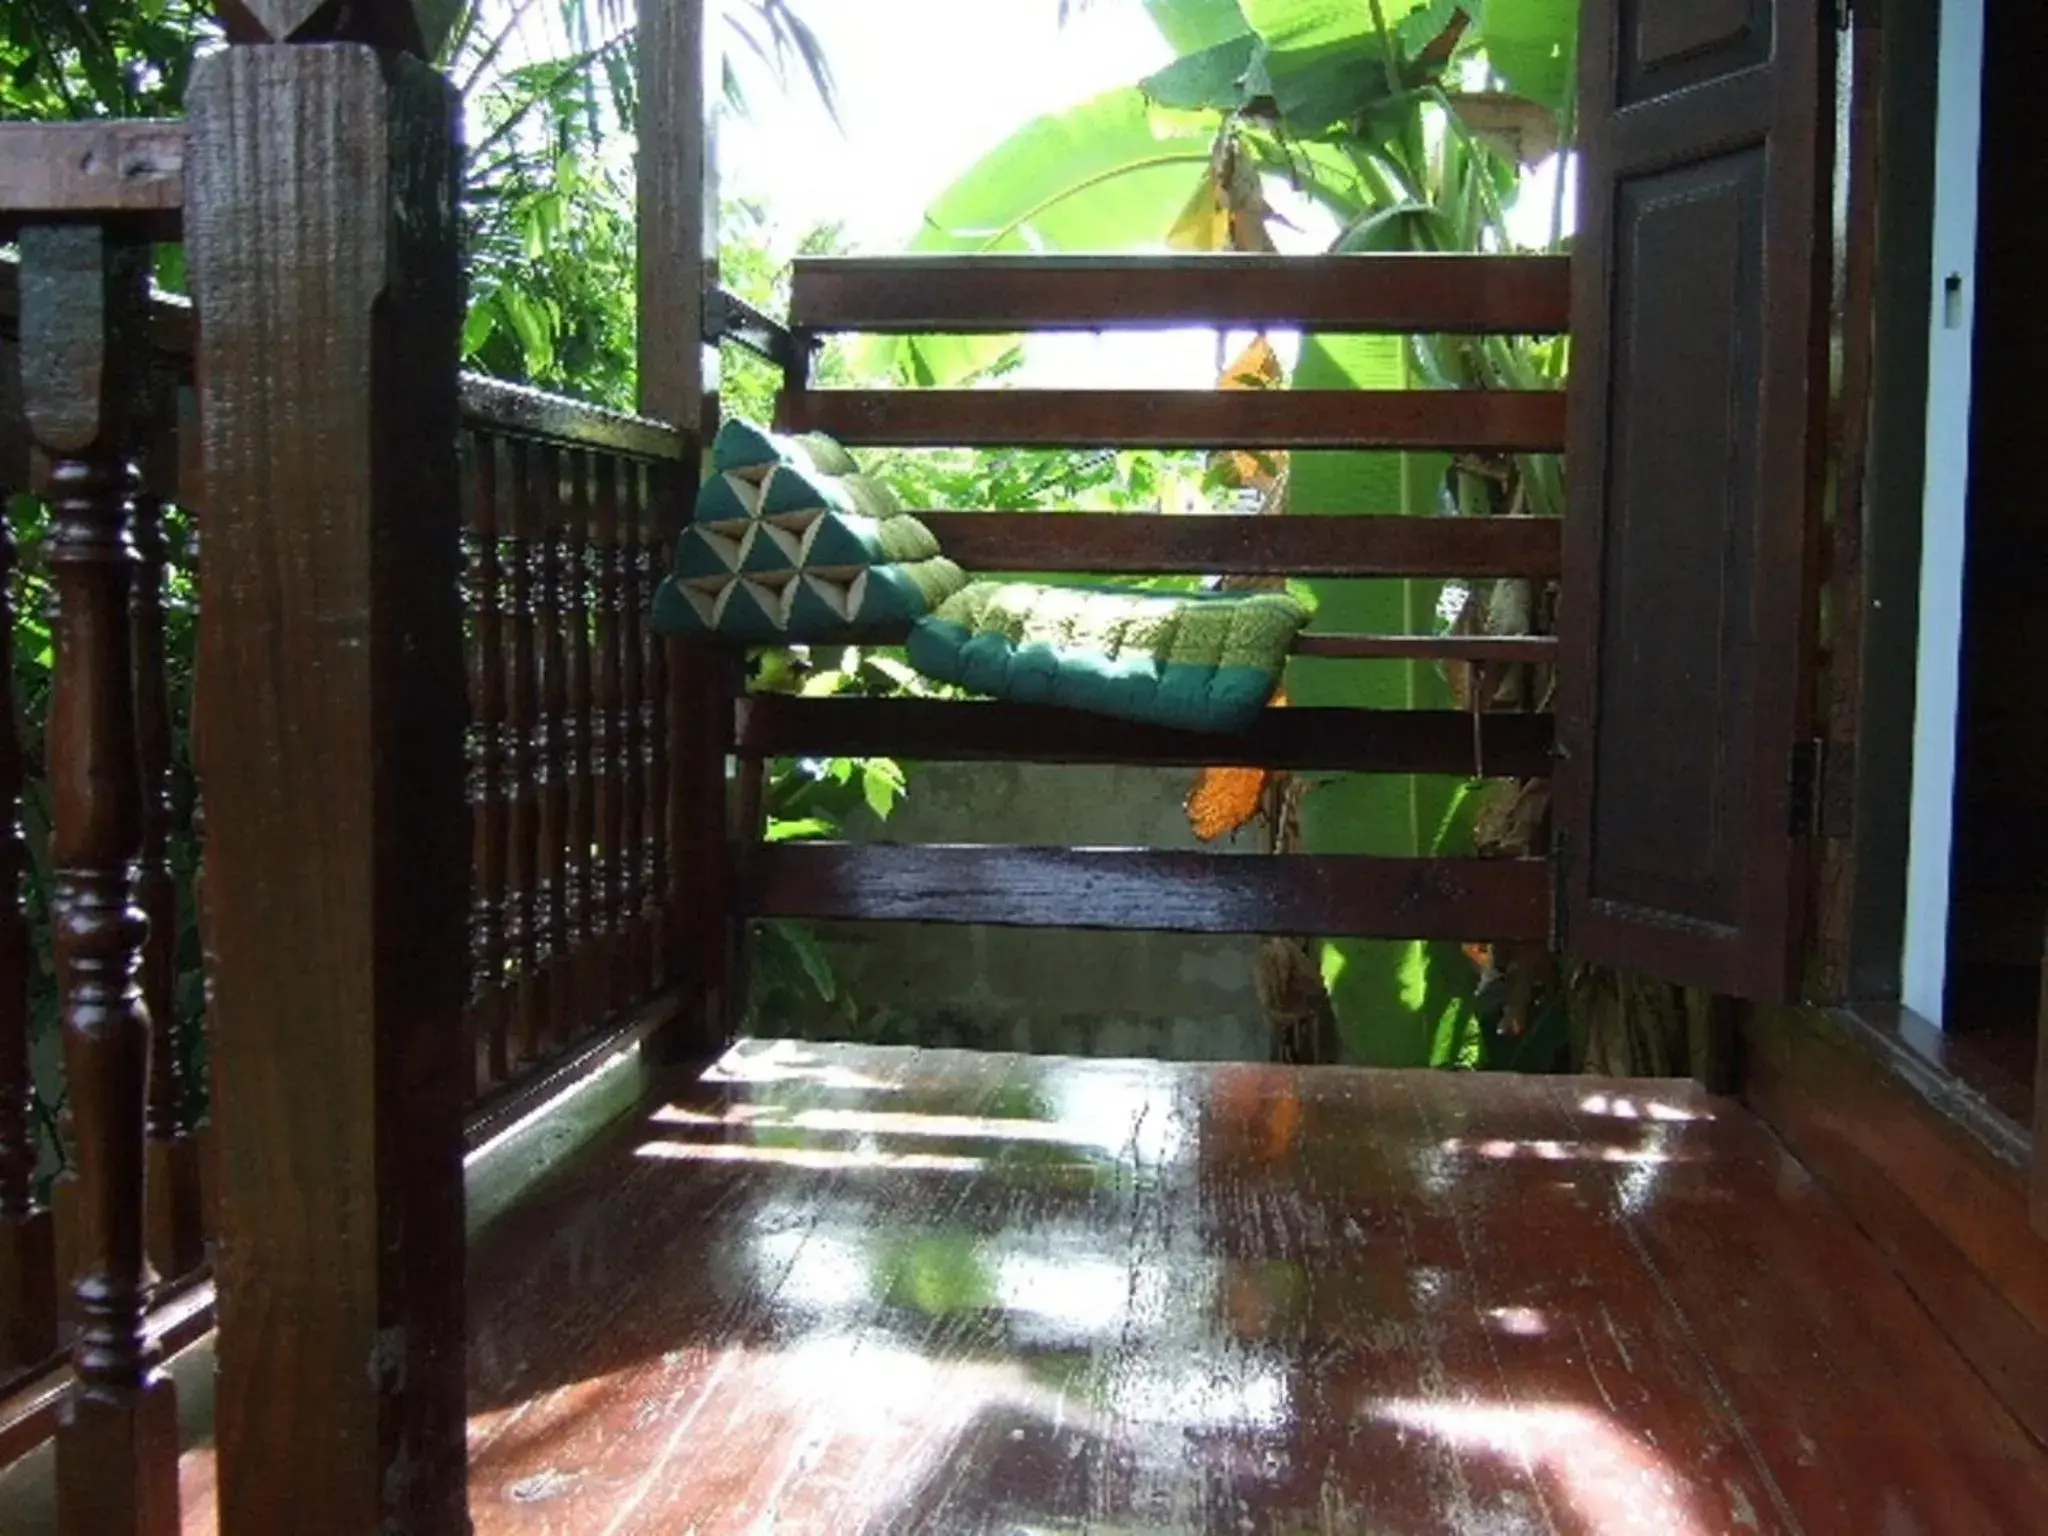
[
  {"x1": 906, "y1": 581, "x2": 1309, "y2": 734},
  {"x1": 651, "y1": 418, "x2": 966, "y2": 643}
]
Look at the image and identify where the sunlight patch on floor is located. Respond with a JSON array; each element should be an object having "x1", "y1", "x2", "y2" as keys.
[
  {"x1": 1370, "y1": 1397, "x2": 1713, "y2": 1535},
  {"x1": 634, "y1": 1138, "x2": 986, "y2": 1173}
]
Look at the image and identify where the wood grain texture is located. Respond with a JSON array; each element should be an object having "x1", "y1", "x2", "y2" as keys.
[
  {"x1": 1556, "y1": 0, "x2": 1830, "y2": 1001},
  {"x1": 0, "y1": 122, "x2": 185, "y2": 239},
  {"x1": 439, "y1": 1041, "x2": 2048, "y2": 1533},
  {"x1": 186, "y1": 45, "x2": 469, "y2": 1536},
  {"x1": 912, "y1": 510, "x2": 1562, "y2": 578},
  {"x1": 1743, "y1": 1003, "x2": 2048, "y2": 1449},
  {"x1": 745, "y1": 845, "x2": 1553, "y2": 941},
  {"x1": 778, "y1": 387, "x2": 1568, "y2": 452},
  {"x1": 20, "y1": 219, "x2": 181, "y2": 1536},
  {"x1": 735, "y1": 696, "x2": 1554, "y2": 778},
  {"x1": 1811, "y1": 3, "x2": 1883, "y2": 1003},
  {"x1": 789, "y1": 253, "x2": 1573, "y2": 334}
]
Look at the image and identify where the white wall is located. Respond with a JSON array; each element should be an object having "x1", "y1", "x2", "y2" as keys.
[{"x1": 1901, "y1": 0, "x2": 1986, "y2": 1024}]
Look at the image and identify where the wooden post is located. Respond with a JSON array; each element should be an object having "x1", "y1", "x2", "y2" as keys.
[
  {"x1": 20, "y1": 219, "x2": 181, "y2": 1535},
  {"x1": 186, "y1": 41, "x2": 471, "y2": 1535},
  {"x1": 639, "y1": 0, "x2": 729, "y2": 1057}
]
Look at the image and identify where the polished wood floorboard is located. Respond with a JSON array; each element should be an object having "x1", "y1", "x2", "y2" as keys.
[{"x1": 174, "y1": 1040, "x2": 2048, "y2": 1534}]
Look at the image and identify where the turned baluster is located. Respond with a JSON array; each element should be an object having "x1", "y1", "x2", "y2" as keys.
[
  {"x1": 21, "y1": 220, "x2": 179, "y2": 1532},
  {"x1": 642, "y1": 459, "x2": 675, "y2": 987},
  {"x1": 535, "y1": 444, "x2": 571, "y2": 1051},
  {"x1": 504, "y1": 439, "x2": 546, "y2": 1064},
  {"x1": 592, "y1": 454, "x2": 625, "y2": 1012},
  {"x1": 562, "y1": 450, "x2": 594, "y2": 1036},
  {"x1": 464, "y1": 432, "x2": 510, "y2": 1093},
  {"x1": 616, "y1": 457, "x2": 649, "y2": 997}
]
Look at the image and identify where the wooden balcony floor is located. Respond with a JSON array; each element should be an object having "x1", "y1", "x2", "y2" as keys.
[{"x1": 191, "y1": 1039, "x2": 2048, "y2": 1532}]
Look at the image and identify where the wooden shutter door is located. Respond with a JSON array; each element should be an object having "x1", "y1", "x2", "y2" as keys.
[{"x1": 1556, "y1": 0, "x2": 1834, "y2": 1001}]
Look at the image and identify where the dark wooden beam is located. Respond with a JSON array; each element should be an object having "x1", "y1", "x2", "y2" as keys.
[
  {"x1": 789, "y1": 253, "x2": 1573, "y2": 335},
  {"x1": 703, "y1": 285, "x2": 805, "y2": 375},
  {"x1": 746, "y1": 844, "x2": 1553, "y2": 941},
  {"x1": 187, "y1": 44, "x2": 470, "y2": 1535},
  {"x1": 777, "y1": 388, "x2": 1567, "y2": 452},
  {"x1": 734, "y1": 696, "x2": 1554, "y2": 778},
  {"x1": 638, "y1": 0, "x2": 731, "y2": 1057},
  {"x1": 0, "y1": 123, "x2": 184, "y2": 240},
  {"x1": 912, "y1": 511, "x2": 1562, "y2": 579}
]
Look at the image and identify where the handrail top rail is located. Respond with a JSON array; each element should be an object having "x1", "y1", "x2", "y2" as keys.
[
  {"x1": 0, "y1": 120, "x2": 185, "y2": 239},
  {"x1": 5, "y1": 256, "x2": 686, "y2": 463},
  {"x1": 459, "y1": 375, "x2": 687, "y2": 461},
  {"x1": 788, "y1": 251, "x2": 1573, "y2": 336},
  {"x1": 792, "y1": 251, "x2": 1570, "y2": 272}
]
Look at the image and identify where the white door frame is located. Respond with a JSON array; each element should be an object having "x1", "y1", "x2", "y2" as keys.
[{"x1": 1901, "y1": 0, "x2": 1986, "y2": 1025}]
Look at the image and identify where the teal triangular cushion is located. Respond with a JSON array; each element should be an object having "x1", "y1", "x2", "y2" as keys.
[
  {"x1": 673, "y1": 523, "x2": 747, "y2": 584},
  {"x1": 710, "y1": 418, "x2": 788, "y2": 474},
  {"x1": 801, "y1": 511, "x2": 941, "y2": 571},
  {"x1": 758, "y1": 462, "x2": 846, "y2": 518},
  {"x1": 695, "y1": 470, "x2": 762, "y2": 528},
  {"x1": 738, "y1": 521, "x2": 801, "y2": 574}
]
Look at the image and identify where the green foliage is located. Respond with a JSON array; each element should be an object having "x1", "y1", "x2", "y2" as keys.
[
  {"x1": 463, "y1": 131, "x2": 641, "y2": 408},
  {"x1": 1140, "y1": 0, "x2": 1253, "y2": 53},
  {"x1": 0, "y1": 0, "x2": 210, "y2": 120},
  {"x1": 1479, "y1": 0, "x2": 1582, "y2": 114}
]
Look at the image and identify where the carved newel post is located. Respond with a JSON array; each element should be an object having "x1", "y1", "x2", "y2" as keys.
[
  {"x1": 188, "y1": 0, "x2": 472, "y2": 1531},
  {"x1": 20, "y1": 221, "x2": 180, "y2": 1536}
]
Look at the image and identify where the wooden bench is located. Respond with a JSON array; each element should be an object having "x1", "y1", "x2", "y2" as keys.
[{"x1": 698, "y1": 251, "x2": 1567, "y2": 951}]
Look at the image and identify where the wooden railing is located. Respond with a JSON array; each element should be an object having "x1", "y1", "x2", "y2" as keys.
[
  {"x1": 0, "y1": 104, "x2": 696, "y2": 1528},
  {"x1": 455, "y1": 379, "x2": 687, "y2": 1107}
]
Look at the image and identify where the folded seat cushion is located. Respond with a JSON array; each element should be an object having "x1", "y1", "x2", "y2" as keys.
[{"x1": 905, "y1": 581, "x2": 1309, "y2": 734}]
